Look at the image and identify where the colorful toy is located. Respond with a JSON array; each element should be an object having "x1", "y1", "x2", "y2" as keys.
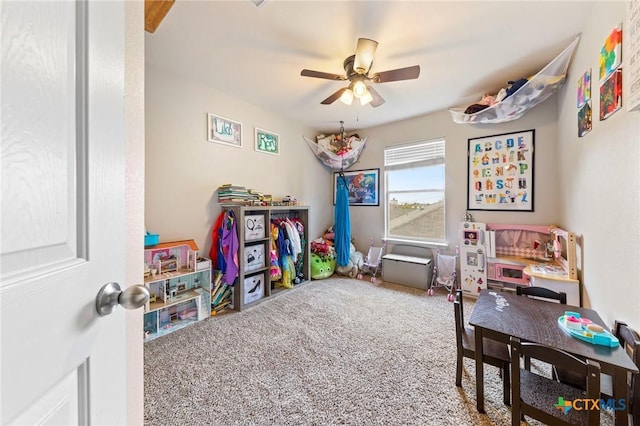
[
  {"x1": 429, "y1": 248, "x2": 458, "y2": 301},
  {"x1": 557, "y1": 311, "x2": 619, "y2": 347},
  {"x1": 335, "y1": 242, "x2": 364, "y2": 278},
  {"x1": 357, "y1": 238, "x2": 386, "y2": 283},
  {"x1": 310, "y1": 253, "x2": 335, "y2": 280}
]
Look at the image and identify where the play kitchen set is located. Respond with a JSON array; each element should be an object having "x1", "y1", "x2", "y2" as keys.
[{"x1": 459, "y1": 221, "x2": 580, "y2": 305}]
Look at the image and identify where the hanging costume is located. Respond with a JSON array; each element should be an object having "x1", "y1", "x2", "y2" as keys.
[
  {"x1": 334, "y1": 174, "x2": 352, "y2": 267},
  {"x1": 220, "y1": 210, "x2": 239, "y2": 286},
  {"x1": 209, "y1": 210, "x2": 227, "y2": 271}
]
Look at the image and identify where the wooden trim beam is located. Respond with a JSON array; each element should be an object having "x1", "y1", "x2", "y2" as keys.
[{"x1": 145, "y1": 0, "x2": 175, "y2": 33}]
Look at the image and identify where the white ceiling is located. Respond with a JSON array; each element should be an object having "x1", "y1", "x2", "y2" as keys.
[{"x1": 145, "y1": 1, "x2": 592, "y2": 133}]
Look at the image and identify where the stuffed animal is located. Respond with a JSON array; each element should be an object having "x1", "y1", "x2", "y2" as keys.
[
  {"x1": 310, "y1": 253, "x2": 335, "y2": 279},
  {"x1": 335, "y1": 242, "x2": 364, "y2": 278}
]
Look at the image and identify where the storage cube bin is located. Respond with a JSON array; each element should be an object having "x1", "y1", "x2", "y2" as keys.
[
  {"x1": 243, "y1": 273, "x2": 264, "y2": 304},
  {"x1": 244, "y1": 215, "x2": 265, "y2": 240},
  {"x1": 244, "y1": 244, "x2": 265, "y2": 272}
]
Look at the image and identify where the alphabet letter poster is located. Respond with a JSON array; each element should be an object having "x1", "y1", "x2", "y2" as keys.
[{"x1": 467, "y1": 130, "x2": 534, "y2": 211}]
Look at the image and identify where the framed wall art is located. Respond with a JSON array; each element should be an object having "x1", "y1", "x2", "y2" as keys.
[
  {"x1": 467, "y1": 129, "x2": 535, "y2": 212},
  {"x1": 255, "y1": 128, "x2": 279, "y2": 155},
  {"x1": 207, "y1": 113, "x2": 242, "y2": 147},
  {"x1": 333, "y1": 168, "x2": 380, "y2": 206}
]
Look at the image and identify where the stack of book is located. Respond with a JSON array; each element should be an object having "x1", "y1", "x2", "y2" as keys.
[
  {"x1": 211, "y1": 271, "x2": 233, "y2": 314},
  {"x1": 217, "y1": 184, "x2": 250, "y2": 204}
]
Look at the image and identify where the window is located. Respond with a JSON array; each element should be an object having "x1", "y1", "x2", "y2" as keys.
[{"x1": 384, "y1": 138, "x2": 445, "y2": 244}]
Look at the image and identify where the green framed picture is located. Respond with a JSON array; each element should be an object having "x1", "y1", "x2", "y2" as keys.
[{"x1": 255, "y1": 128, "x2": 279, "y2": 155}]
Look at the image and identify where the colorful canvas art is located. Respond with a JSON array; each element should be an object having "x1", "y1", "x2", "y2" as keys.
[
  {"x1": 599, "y1": 25, "x2": 622, "y2": 81},
  {"x1": 600, "y1": 68, "x2": 623, "y2": 120},
  {"x1": 578, "y1": 102, "x2": 592, "y2": 137},
  {"x1": 577, "y1": 69, "x2": 591, "y2": 108}
]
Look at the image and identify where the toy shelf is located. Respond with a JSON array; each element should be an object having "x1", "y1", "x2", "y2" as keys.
[
  {"x1": 449, "y1": 36, "x2": 580, "y2": 124},
  {"x1": 222, "y1": 205, "x2": 311, "y2": 311}
]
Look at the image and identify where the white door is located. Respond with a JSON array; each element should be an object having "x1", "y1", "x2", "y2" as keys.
[{"x1": 1, "y1": 1, "x2": 132, "y2": 424}]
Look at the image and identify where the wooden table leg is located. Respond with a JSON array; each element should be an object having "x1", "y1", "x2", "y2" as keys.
[
  {"x1": 613, "y1": 370, "x2": 629, "y2": 425},
  {"x1": 475, "y1": 326, "x2": 485, "y2": 413}
]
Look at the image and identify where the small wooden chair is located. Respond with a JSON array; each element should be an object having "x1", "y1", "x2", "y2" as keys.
[
  {"x1": 510, "y1": 336, "x2": 601, "y2": 426},
  {"x1": 516, "y1": 285, "x2": 567, "y2": 304},
  {"x1": 454, "y1": 289, "x2": 511, "y2": 405},
  {"x1": 555, "y1": 320, "x2": 640, "y2": 423}
]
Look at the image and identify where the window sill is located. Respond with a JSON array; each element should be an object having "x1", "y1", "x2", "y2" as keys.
[{"x1": 384, "y1": 237, "x2": 449, "y2": 249}]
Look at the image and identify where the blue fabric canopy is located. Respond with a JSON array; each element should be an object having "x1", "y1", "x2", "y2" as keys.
[{"x1": 334, "y1": 175, "x2": 351, "y2": 267}]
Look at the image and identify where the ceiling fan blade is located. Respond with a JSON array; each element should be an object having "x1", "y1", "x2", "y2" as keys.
[
  {"x1": 371, "y1": 65, "x2": 420, "y2": 83},
  {"x1": 366, "y1": 86, "x2": 385, "y2": 108},
  {"x1": 301, "y1": 69, "x2": 347, "y2": 81},
  {"x1": 353, "y1": 38, "x2": 378, "y2": 74},
  {"x1": 321, "y1": 87, "x2": 348, "y2": 105}
]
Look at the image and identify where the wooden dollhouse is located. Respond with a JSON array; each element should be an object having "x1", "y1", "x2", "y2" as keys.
[{"x1": 143, "y1": 240, "x2": 212, "y2": 342}]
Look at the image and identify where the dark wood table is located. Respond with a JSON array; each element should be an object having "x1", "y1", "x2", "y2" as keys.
[{"x1": 469, "y1": 290, "x2": 638, "y2": 425}]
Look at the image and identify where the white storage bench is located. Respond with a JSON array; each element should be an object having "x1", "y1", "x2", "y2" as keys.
[{"x1": 382, "y1": 253, "x2": 432, "y2": 290}]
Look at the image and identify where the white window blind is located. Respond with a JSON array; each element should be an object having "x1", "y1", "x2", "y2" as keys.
[{"x1": 384, "y1": 139, "x2": 445, "y2": 169}]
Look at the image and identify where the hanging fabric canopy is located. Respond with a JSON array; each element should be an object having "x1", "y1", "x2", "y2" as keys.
[{"x1": 334, "y1": 174, "x2": 351, "y2": 267}]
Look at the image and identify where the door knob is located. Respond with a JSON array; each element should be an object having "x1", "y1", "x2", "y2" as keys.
[{"x1": 96, "y1": 282, "x2": 150, "y2": 316}]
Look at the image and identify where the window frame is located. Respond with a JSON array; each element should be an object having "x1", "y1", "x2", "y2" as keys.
[{"x1": 383, "y1": 138, "x2": 447, "y2": 247}]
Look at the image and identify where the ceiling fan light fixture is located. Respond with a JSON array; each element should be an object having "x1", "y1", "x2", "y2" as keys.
[
  {"x1": 352, "y1": 80, "x2": 368, "y2": 98},
  {"x1": 353, "y1": 38, "x2": 378, "y2": 74},
  {"x1": 359, "y1": 90, "x2": 373, "y2": 106},
  {"x1": 340, "y1": 88, "x2": 354, "y2": 105}
]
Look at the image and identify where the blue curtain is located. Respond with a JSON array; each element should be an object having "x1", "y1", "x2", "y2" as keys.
[{"x1": 334, "y1": 175, "x2": 351, "y2": 266}]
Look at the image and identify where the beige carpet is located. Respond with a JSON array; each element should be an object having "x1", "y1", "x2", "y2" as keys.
[{"x1": 144, "y1": 277, "x2": 613, "y2": 425}]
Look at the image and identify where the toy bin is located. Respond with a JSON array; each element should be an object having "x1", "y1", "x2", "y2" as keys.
[
  {"x1": 243, "y1": 273, "x2": 265, "y2": 305},
  {"x1": 382, "y1": 254, "x2": 432, "y2": 290},
  {"x1": 145, "y1": 232, "x2": 159, "y2": 247}
]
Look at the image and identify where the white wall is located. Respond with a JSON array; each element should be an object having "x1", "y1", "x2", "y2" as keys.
[
  {"x1": 145, "y1": 65, "x2": 332, "y2": 254},
  {"x1": 557, "y1": 2, "x2": 640, "y2": 329},
  {"x1": 352, "y1": 104, "x2": 561, "y2": 254}
]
